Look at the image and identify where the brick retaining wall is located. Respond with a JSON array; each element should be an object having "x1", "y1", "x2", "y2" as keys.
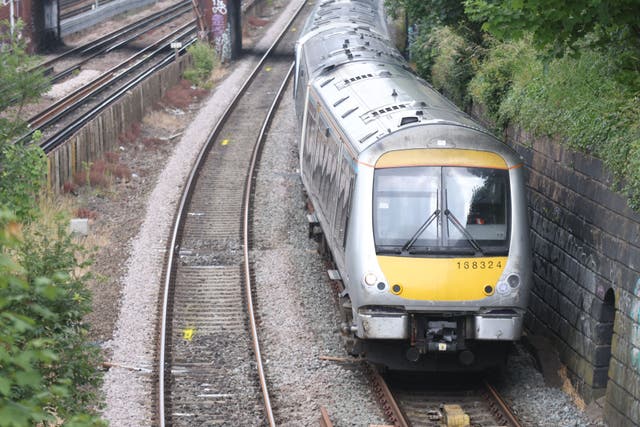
[{"x1": 505, "y1": 125, "x2": 640, "y2": 426}]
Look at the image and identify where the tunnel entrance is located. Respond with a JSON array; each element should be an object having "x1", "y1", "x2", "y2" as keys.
[{"x1": 593, "y1": 288, "x2": 615, "y2": 397}]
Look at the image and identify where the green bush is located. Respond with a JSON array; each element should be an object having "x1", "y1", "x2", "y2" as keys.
[
  {"x1": 411, "y1": 25, "x2": 480, "y2": 109},
  {"x1": 0, "y1": 212, "x2": 105, "y2": 426},
  {"x1": 412, "y1": 18, "x2": 640, "y2": 210},
  {"x1": 1, "y1": 19, "x2": 105, "y2": 425},
  {"x1": 468, "y1": 37, "x2": 537, "y2": 125},
  {"x1": 0, "y1": 142, "x2": 47, "y2": 221},
  {"x1": 183, "y1": 41, "x2": 218, "y2": 88},
  {"x1": 494, "y1": 46, "x2": 640, "y2": 208}
]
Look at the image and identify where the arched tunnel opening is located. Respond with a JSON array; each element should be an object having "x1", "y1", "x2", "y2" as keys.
[{"x1": 593, "y1": 288, "x2": 616, "y2": 397}]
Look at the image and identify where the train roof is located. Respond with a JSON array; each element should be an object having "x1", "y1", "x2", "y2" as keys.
[
  {"x1": 297, "y1": 0, "x2": 507, "y2": 158},
  {"x1": 309, "y1": 60, "x2": 490, "y2": 152},
  {"x1": 299, "y1": 0, "x2": 387, "y2": 40},
  {"x1": 297, "y1": 0, "x2": 394, "y2": 79}
]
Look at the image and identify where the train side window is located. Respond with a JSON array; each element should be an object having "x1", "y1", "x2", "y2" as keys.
[
  {"x1": 329, "y1": 145, "x2": 343, "y2": 230},
  {"x1": 335, "y1": 152, "x2": 351, "y2": 245},
  {"x1": 319, "y1": 128, "x2": 334, "y2": 205},
  {"x1": 312, "y1": 134, "x2": 324, "y2": 193},
  {"x1": 303, "y1": 107, "x2": 318, "y2": 175},
  {"x1": 312, "y1": 119, "x2": 328, "y2": 193},
  {"x1": 342, "y1": 168, "x2": 356, "y2": 248},
  {"x1": 320, "y1": 145, "x2": 330, "y2": 205}
]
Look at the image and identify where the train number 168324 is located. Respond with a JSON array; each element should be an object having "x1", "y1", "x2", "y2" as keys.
[{"x1": 456, "y1": 260, "x2": 503, "y2": 270}]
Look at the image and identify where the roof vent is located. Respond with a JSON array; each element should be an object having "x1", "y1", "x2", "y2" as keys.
[
  {"x1": 342, "y1": 107, "x2": 359, "y2": 118},
  {"x1": 320, "y1": 77, "x2": 335, "y2": 87},
  {"x1": 400, "y1": 117, "x2": 420, "y2": 126}
]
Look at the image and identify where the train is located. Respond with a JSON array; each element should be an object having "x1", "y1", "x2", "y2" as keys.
[{"x1": 293, "y1": 0, "x2": 532, "y2": 371}]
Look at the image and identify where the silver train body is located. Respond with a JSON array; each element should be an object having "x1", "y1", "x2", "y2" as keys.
[{"x1": 294, "y1": 0, "x2": 532, "y2": 370}]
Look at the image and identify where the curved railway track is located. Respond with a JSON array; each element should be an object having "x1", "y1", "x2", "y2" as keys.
[
  {"x1": 158, "y1": 2, "x2": 309, "y2": 425},
  {"x1": 369, "y1": 366, "x2": 523, "y2": 427}
]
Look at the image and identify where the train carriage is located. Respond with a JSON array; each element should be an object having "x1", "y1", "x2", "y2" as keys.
[{"x1": 294, "y1": 0, "x2": 532, "y2": 370}]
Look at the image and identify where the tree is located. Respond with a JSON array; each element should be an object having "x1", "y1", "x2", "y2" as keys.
[
  {"x1": 0, "y1": 19, "x2": 49, "y2": 220},
  {"x1": 0, "y1": 21, "x2": 105, "y2": 426},
  {"x1": 386, "y1": 0, "x2": 485, "y2": 41},
  {"x1": 0, "y1": 216, "x2": 105, "y2": 426},
  {"x1": 464, "y1": 0, "x2": 640, "y2": 58}
]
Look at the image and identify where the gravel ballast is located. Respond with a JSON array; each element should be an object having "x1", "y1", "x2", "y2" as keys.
[
  {"x1": 251, "y1": 83, "x2": 387, "y2": 426},
  {"x1": 95, "y1": 1, "x2": 606, "y2": 425},
  {"x1": 100, "y1": 1, "x2": 305, "y2": 424}
]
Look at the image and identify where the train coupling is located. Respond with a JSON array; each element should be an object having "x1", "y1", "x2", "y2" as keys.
[{"x1": 406, "y1": 319, "x2": 475, "y2": 365}]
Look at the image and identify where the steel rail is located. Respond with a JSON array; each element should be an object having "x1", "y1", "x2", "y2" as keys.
[
  {"x1": 242, "y1": 61, "x2": 295, "y2": 427},
  {"x1": 319, "y1": 407, "x2": 334, "y2": 427},
  {"x1": 157, "y1": 2, "x2": 308, "y2": 425},
  {"x1": 60, "y1": 0, "x2": 119, "y2": 20},
  {"x1": 25, "y1": 20, "x2": 196, "y2": 133},
  {"x1": 0, "y1": 1, "x2": 191, "y2": 107},
  {"x1": 36, "y1": 1, "x2": 191, "y2": 73},
  {"x1": 368, "y1": 364, "x2": 410, "y2": 427},
  {"x1": 51, "y1": 4, "x2": 193, "y2": 85},
  {"x1": 39, "y1": 30, "x2": 197, "y2": 153},
  {"x1": 370, "y1": 365, "x2": 524, "y2": 426},
  {"x1": 484, "y1": 380, "x2": 524, "y2": 427}
]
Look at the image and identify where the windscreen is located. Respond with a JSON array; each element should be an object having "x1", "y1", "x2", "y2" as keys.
[{"x1": 373, "y1": 166, "x2": 510, "y2": 255}]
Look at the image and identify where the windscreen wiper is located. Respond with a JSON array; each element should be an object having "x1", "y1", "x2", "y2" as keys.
[
  {"x1": 402, "y1": 209, "x2": 440, "y2": 253},
  {"x1": 444, "y1": 209, "x2": 484, "y2": 255}
]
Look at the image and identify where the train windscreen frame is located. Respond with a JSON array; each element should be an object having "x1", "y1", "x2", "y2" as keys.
[{"x1": 373, "y1": 166, "x2": 510, "y2": 256}]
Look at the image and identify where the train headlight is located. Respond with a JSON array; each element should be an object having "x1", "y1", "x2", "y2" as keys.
[
  {"x1": 507, "y1": 274, "x2": 521, "y2": 288},
  {"x1": 496, "y1": 282, "x2": 510, "y2": 295},
  {"x1": 363, "y1": 272, "x2": 377, "y2": 286}
]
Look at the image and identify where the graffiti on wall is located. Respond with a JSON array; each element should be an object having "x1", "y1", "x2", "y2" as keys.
[
  {"x1": 211, "y1": 0, "x2": 230, "y2": 62},
  {"x1": 212, "y1": 0, "x2": 227, "y2": 15}
]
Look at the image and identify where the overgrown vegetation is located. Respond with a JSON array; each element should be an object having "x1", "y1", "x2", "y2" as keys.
[
  {"x1": 183, "y1": 41, "x2": 218, "y2": 88},
  {"x1": 1, "y1": 20, "x2": 105, "y2": 426},
  {"x1": 386, "y1": 0, "x2": 640, "y2": 210}
]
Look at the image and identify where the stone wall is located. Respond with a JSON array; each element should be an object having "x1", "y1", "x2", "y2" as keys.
[{"x1": 505, "y1": 126, "x2": 640, "y2": 426}]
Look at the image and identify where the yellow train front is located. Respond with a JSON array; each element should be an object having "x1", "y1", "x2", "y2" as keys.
[{"x1": 294, "y1": 0, "x2": 532, "y2": 371}]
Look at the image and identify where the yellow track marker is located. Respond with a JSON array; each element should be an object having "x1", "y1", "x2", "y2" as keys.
[
  {"x1": 442, "y1": 404, "x2": 470, "y2": 427},
  {"x1": 265, "y1": 66, "x2": 272, "y2": 72},
  {"x1": 221, "y1": 139, "x2": 229, "y2": 146},
  {"x1": 183, "y1": 327, "x2": 195, "y2": 341}
]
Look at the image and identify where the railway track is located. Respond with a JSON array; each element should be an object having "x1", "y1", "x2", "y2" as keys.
[
  {"x1": 16, "y1": 21, "x2": 197, "y2": 151},
  {"x1": 0, "y1": 2, "x2": 191, "y2": 106},
  {"x1": 47, "y1": 1, "x2": 193, "y2": 85},
  {"x1": 60, "y1": 0, "x2": 119, "y2": 20},
  {"x1": 370, "y1": 366, "x2": 523, "y2": 427},
  {"x1": 157, "y1": 2, "x2": 309, "y2": 425}
]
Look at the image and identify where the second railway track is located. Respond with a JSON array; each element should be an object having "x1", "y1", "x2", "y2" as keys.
[{"x1": 158, "y1": 2, "x2": 310, "y2": 425}]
